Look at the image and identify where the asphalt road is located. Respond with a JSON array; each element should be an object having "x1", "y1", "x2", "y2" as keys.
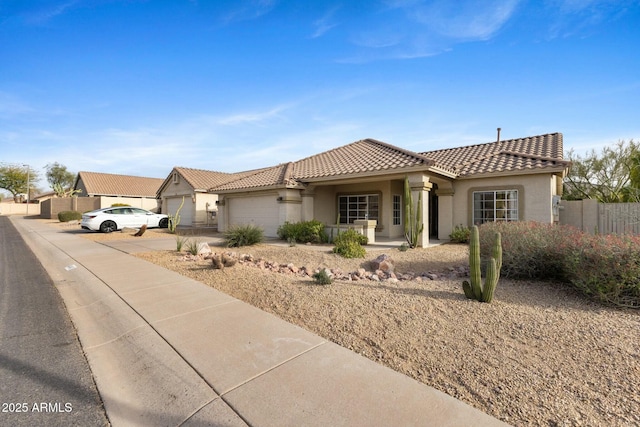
[{"x1": 0, "y1": 216, "x2": 108, "y2": 426}]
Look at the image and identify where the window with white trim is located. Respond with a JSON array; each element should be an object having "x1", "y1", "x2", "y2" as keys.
[
  {"x1": 338, "y1": 194, "x2": 379, "y2": 224},
  {"x1": 392, "y1": 194, "x2": 401, "y2": 225},
  {"x1": 473, "y1": 190, "x2": 518, "y2": 224}
]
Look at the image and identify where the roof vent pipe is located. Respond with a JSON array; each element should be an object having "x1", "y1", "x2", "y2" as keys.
[{"x1": 496, "y1": 127, "x2": 501, "y2": 143}]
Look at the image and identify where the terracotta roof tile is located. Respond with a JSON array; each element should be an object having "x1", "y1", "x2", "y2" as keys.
[
  {"x1": 172, "y1": 167, "x2": 236, "y2": 191},
  {"x1": 210, "y1": 133, "x2": 568, "y2": 192},
  {"x1": 75, "y1": 171, "x2": 163, "y2": 197},
  {"x1": 212, "y1": 139, "x2": 433, "y2": 191},
  {"x1": 422, "y1": 133, "x2": 567, "y2": 177},
  {"x1": 293, "y1": 139, "x2": 433, "y2": 179},
  {"x1": 213, "y1": 163, "x2": 299, "y2": 191}
]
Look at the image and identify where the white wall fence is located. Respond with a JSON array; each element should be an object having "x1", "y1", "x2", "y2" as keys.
[
  {"x1": 0, "y1": 203, "x2": 41, "y2": 216},
  {"x1": 559, "y1": 200, "x2": 640, "y2": 234}
]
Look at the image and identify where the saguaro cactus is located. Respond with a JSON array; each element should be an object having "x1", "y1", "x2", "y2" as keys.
[
  {"x1": 403, "y1": 176, "x2": 424, "y2": 248},
  {"x1": 462, "y1": 225, "x2": 502, "y2": 303}
]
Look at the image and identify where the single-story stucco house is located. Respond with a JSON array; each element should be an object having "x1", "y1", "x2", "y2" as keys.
[
  {"x1": 211, "y1": 132, "x2": 570, "y2": 246},
  {"x1": 73, "y1": 171, "x2": 164, "y2": 212}
]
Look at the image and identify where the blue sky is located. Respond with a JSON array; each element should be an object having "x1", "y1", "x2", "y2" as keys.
[{"x1": 1, "y1": 0, "x2": 639, "y2": 192}]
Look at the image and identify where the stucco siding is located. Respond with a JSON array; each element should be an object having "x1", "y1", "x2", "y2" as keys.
[{"x1": 452, "y1": 174, "x2": 557, "y2": 227}]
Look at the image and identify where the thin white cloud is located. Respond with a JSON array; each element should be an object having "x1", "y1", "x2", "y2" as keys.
[
  {"x1": 340, "y1": 0, "x2": 519, "y2": 62},
  {"x1": 311, "y1": 6, "x2": 341, "y2": 38},
  {"x1": 409, "y1": 0, "x2": 520, "y2": 41},
  {"x1": 221, "y1": 0, "x2": 278, "y2": 24}
]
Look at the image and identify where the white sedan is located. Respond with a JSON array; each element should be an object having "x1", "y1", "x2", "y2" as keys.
[{"x1": 81, "y1": 207, "x2": 169, "y2": 233}]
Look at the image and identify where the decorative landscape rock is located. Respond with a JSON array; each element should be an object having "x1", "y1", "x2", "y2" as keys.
[
  {"x1": 185, "y1": 249, "x2": 465, "y2": 283},
  {"x1": 370, "y1": 254, "x2": 395, "y2": 272}
]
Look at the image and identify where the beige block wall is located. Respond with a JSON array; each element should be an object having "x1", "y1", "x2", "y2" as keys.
[{"x1": 452, "y1": 173, "x2": 557, "y2": 227}]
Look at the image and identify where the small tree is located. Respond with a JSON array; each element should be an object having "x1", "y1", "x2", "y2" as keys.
[
  {"x1": 46, "y1": 162, "x2": 76, "y2": 195},
  {"x1": 564, "y1": 140, "x2": 640, "y2": 202},
  {"x1": 0, "y1": 165, "x2": 39, "y2": 202}
]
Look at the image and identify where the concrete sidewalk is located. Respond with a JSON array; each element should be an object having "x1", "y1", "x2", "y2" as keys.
[{"x1": 11, "y1": 216, "x2": 509, "y2": 427}]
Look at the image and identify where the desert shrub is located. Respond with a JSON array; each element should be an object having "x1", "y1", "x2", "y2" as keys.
[
  {"x1": 58, "y1": 210, "x2": 82, "y2": 222},
  {"x1": 332, "y1": 229, "x2": 367, "y2": 258},
  {"x1": 449, "y1": 224, "x2": 471, "y2": 243},
  {"x1": 277, "y1": 220, "x2": 326, "y2": 244},
  {"x1": 312, "y1": 269, "x2": 333, "y2": 285},
  {"x1": 333, "y1": 228, "x2": 368, "y2": 246},
  {"x1": 562, "y1": 233, "x2": 640, "y2": 308},
  {"x1": 110, "y1": 203, "x2": 130, "y2": 207},
  {"x1": 478, "y1": 222, "x2": 573, "y2": 280},
  {"x1": 478, "y1": 221, "x2": 640, "y2": 308},
  {"x1": 185, "y1": 239, "x2": 202, "y2": 255},
  {"x1": 175, "y1": 235, "x2": 189, "y2": 252},
  {"x1": 224, "y1": 224, "x2": 264, "y2": 247}
]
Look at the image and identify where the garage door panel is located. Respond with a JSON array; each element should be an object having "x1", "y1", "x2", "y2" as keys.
[
  {"x1": 167, "y1": 197, "x2": 194, "y2": 226},
  {"x1": 229, "y1": 196, "x2": 279, "y2": 237}
]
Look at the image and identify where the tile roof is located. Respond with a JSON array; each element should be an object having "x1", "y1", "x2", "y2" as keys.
[
  {"x1": 75, "y1": 171, "x2": 164, "y2": 197},
  {"x1": 212, "y1": 139, "x2": 434, "y2": 191},
  {"x1": 211, "y1": 133, "x2": 568, "y2": 192},
  {"x1": 212, "y1": 163, "x2": 302, "y2": 192},
  {"x1": 423, "y1": 133, "x2": 568, "y2": 177},
  {"x1": 293, "y1": 139, "x2": 434, "y2": 180},
  {"x1": 172, "y1": 167, "x2": 236, "y2": 191}
]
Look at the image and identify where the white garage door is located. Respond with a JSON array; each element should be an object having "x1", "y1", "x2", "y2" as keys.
[
  {"x1": 228, "y1": 195, "x2": 279, "y2": 237},
  {"x1": 167, "y1": 197, "x2": 194, "y2": 226}
]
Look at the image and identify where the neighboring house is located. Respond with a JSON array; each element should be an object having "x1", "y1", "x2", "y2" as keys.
[
  {"x1": 73, "y1": 171, "x2": 164, "y2": 212},
  {"x1": 157, "y1": 167, "x2": 246, "y2": 227},
  {"x1": 212, "y1": 133, "x2": 570, "y2": 246}
]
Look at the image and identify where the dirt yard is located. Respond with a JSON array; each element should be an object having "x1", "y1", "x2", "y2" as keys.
[{"x1": 68, "y1": 223, "x2": 639, "y2": 426}]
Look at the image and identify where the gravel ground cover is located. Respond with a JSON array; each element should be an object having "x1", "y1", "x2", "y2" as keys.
[{"x1": 67, "y1": 222, "x2": 640, "y2": 426}]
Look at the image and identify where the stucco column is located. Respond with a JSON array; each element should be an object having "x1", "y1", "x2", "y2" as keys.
[
  {"x1": 300, "y1": 186, "x2": 315, "y2": 222},
  {"x1": 435, "y1": 186, "x2": 454, "y2": 241},
  {"x1": 278, "y1": 189, "x2": 302, "y2": 225},
  {"x1": 216, "y1": 196, "x2": 228, "y2": 233},
  {"x1": 408, "y1": 175, "x2": 432, "y2": 248}
]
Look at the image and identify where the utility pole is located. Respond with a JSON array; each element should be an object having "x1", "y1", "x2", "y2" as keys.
[{"x1": 23, "y1": 164, "x2": 30, "y2": 216}]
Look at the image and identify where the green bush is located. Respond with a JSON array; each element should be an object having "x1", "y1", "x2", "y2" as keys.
[
  {"x1": 478, "y1": 221, "x2": 640, "y2": 308},
  {"x1": 224, "y1": 224, "x2": 264, "y2": 247},
  {"x1": 58, "y1": 210, "x2": 82, "y2": 222},
  {"x1": 110, "y1": 203, "x2": 131, "y2": 207},
  {"x1": 277, "y1": 220, "x2": 326, "y2": 243},
  {"x1": 312, "y1": 269, "x2": 333, "y2": 285},
  {"x1": 449, "y1": 224, "x2": 471, "y2": 243},
  {"x1": 333, "y1": 228, "x2": 368, "y2": 246},
  {"x1": 332, "y1": 229, "x2": 367, "y2": 258}
]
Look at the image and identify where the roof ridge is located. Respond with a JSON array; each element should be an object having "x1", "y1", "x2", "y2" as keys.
[
  {"x1": 422, "y1": 132, "x2": 561, "y2": 156},
  {"x1": 498, "y1": 149, "x2": 569, "y2": 164},
  {"x1": 363, "y1": 138, "x2": 435, "y2": 167},
  {"x1": 209, "y1": 163, "x2": 287, "y2": 191}
]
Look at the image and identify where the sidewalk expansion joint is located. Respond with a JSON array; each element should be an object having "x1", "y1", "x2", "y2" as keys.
[{"x1": 219, "y1": 340, "x2": 328, "y2": 397}]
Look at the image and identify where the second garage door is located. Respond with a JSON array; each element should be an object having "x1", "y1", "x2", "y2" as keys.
[
  {"x1": 228, "y1": 195, "x2": 279, "y2": 237},
  {"x1": 167, "y1": 197, "x2": 194, "y2": 227}
]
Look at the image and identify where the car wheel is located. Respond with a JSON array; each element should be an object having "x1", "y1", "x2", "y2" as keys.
[
  {"x1": 100, "y1": 220, "x2": 117, "y2": 233},
  {"x1": 159, "y1": 218, "x2": 169, "y2": 228}
]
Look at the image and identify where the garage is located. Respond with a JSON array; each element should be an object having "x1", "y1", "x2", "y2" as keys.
[
  {"x1": 167, "y1": 197, "x2": 194, "y2": 227},
  {"x1": 228, "y1": 194, "x2": 280, "y2": 237}
]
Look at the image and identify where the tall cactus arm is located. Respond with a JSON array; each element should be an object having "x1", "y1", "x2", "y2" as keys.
[
  {"x1": 482, "y1": 258, "x2": 498, "y2": 303},
  {"x1": 469, "y1": 225, "x2": 483, "y2": 300}
]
